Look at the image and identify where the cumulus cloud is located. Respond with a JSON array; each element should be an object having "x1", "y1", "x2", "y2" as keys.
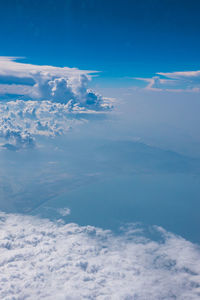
[
  {"x1": 0, "y1": 100, "x2": 80, "y2": 149},
  {"x1": 134, "y1": 70, "x2": 200, "y2": 92},
  {"x1": 0, "y1": 99, "x2": 113, "y2": 149},
  {"x1": 0, "y1": 57, "x2": 111, "y2": 108},
  {"x1": 0, "y1": 212, "x2": 200, "y2": 299},
  {"x1": 0, "y1": 57, "x2": 113, "y2": 149}
]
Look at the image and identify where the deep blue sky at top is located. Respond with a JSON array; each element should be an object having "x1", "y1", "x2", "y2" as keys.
[{"x1": 0, "y1": 0, "x2": 200, "y2": 87}]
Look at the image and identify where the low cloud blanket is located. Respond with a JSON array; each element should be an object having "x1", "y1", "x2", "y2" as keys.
[{"x1": 0, "y1": 212, "x2": 200, "y2": 300}]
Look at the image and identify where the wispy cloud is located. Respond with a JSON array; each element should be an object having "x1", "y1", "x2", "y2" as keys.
[
  {"x1": 0, "y1": 56, "x2": 96, "y2": 79},
  {"x1": 134, "y1": 70, "x2": 200, "y2": 92},
  {"x1": 158, "y1": 70, "x2": 200, "y2": 79}
]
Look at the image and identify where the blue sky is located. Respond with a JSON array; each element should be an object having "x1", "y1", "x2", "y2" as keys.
[
  {"x1": 1, "y1": 0, "x2": 200, "y2": 87},
  {"x1": 1, "y1": 2, "x2": 200, "y2": 298}
]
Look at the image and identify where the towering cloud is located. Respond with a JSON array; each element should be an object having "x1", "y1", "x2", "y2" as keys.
[
  {"x1": 0, "y1": 57, "x2": 109, "y2": 108},
  {"x1": 0, "y1": 57, "x2": 112, "y2": 149}
]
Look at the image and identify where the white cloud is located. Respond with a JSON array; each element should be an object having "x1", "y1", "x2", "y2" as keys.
[
  {"x1": 134, "y1": 76, "x2": 176, "y2": 92},
  {"x1": 0, "y1": 57, "x2": 113, "y2": 149},
  {"x1": 0, "y1": 56, "x2": 96, "y2": 79},
  {"x1": 0, "y1": 57, "x2": 111, "y2": 108},
  {"x1": 157, "y1": 70, "x2": 200, "y2": 92},
  {"x1": 0, "y1": 99, "x2": 111, "y2": 149},
  {"x1": 158, "y1": 70, "x2": 200, "y2": 79},
  {"x1": 0, "y1": 212, "x2": 200, "y2": 299},
  {"x1": 57, "y1": 207, "x2": 71, "y2": 216},
  {"x1": 134, "y1": 70, "x2": 200, "y2": 92}
]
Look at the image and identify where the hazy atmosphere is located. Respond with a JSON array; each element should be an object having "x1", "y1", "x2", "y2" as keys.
[{"x1": 0, "y1": 1, "x2": 200, "y2": 299}]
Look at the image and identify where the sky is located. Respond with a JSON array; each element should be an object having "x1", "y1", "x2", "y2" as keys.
[
  {"x1": 1, "y1": 1, "x2": 200, "y2": 299},
  {"x1": 0, "y1": 0, "x2": 200, "y2": 87}
]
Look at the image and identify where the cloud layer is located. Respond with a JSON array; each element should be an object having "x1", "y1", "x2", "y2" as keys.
[
  {"x1": 0, "y1": 212, "x2": 200, "y2": 299},
  {"x1": 135, "y1": 70, "x2": 200, "y2": 92}
]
